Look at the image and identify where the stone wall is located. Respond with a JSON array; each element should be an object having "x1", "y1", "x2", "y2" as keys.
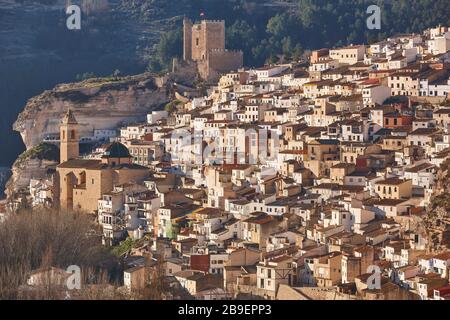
[
  {"x1": 411, "y1": 96, "x2": 447, "y2": 104},
  {"x1": 208, "y1": 49, "x2": 243, "y2": 75},
  {"x1": 197, "y1": 50, "x2": 243, "y2": 82}
]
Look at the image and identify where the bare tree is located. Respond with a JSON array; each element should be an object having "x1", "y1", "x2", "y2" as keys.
[
  {"x1": 0, "y1": 209, "x2": 119, "y2": 299},
  {"x1": 142, "y1": 254, "x2": 166, "y2": 300}
]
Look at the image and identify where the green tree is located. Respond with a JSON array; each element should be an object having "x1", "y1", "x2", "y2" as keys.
[
  {"x1": 147, "y1": 29, "x2": 183, "y2": 73},
  {"x1": 267, "y1": 14, "x2": 290, "y2": 39},
  {"x1": 292, "y1": 44, "x2": 304, "y2": 61},
  {"x1": 226, "y1": 20, "x2": 258, "y2": 65},
  {"x1": 156, "y1": 29, "x2": 183, "y2": 67},
  {"x1": 164, "y1": 100, "x2": 182, "y2": 114},
  {"x1": 112, "y1": 69, "x2": 121, "y2": 79}
]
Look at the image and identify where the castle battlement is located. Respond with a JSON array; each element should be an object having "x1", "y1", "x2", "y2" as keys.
[
  {"x1": 200, "y1": 19, "x2": 225, "y2": 24},
  {"x1": 209, "y1": 49, "x2": 243, "y2": 54},
  {"x1": 185, "y1": 18, "x2": 225, "y2": 26},
  {"x1": 183, "y1": 18, "x2": 243, "y2": 81}
]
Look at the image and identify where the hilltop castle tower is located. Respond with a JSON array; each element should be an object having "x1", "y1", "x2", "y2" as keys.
[
  {"x1": 182, "y1": 18, "x2": 243, "y2": 81},
  {"x1": 183, "y1": 18, "x2": 226, "y2": 61},
  {"x1": 183, "y1": 18, "x2": 193, "y2": 61},
  {"x1": 60, "y1": 109, "x2": 79, "y2": 164}
]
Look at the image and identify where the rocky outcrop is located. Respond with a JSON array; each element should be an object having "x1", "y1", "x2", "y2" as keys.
[
  {"x1": 6, "y1": 73, "x2": 171, "y2": 203},
  {"x1": 422, "y1": 159, "x2": 450, "y2": 251},
  {"x1": 4, "y1": 143, "x2": 60, "y2": 204},
  {"x1": 14, "y1": 73, "x2": 170, "y2": 149},
  {"x1": 432, "y1": 159, "x2": 450, "y2": 198},
  {"x1": 5, "y1": 158, "x2": 57, "y2": 202},
  {"x1": 0, "y1": 167, "x2": 12, "y2": 198}
]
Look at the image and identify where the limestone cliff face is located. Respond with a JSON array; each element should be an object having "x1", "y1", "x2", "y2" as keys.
[
  {"x1": 4, "y1": 142, "x2": 59, "y2": 205},
  {"x1": 0, "y1": 168, "x2": 12, "y2": 198},
  {"x1": 433, "y1": 161, "x2": 450, "y2": 197},
  {"x1": 422, "y1": 159, "x2": 450, "y2": 251},
  {"x1": 14, "y1": 73, "x2": 170, "y2": 149},
  {"x1": 6, "y1": 73, "x2": 170, "y2": 204},
  {"x1": 5, "y1": 158, "x2": 57, "y2": 202}
]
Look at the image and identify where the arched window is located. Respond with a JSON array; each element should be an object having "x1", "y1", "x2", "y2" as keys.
[{"x1": 70, "y1": 130, "x2": 75, "y2": 139}]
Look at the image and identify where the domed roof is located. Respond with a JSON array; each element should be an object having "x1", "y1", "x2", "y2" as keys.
[{"x1": 102, "y1": 142, "x2": 131, "y2": 159}]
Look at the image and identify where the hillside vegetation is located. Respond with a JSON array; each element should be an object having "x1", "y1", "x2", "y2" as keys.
[
  {"x1": 17, "y1": 143, "x2": 59, "y2": 164},
  {"x1": 143, "y1": 0, "x2": 450, "y2": 70}
]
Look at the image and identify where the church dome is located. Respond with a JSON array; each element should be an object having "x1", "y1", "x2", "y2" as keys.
[{"x1": 102, "y1": 142, "x2": 131, "y2": 159}]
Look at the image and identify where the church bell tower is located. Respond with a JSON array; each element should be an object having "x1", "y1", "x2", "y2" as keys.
[{"x1": 60, "y1": 109, "x2": 79, "y2": 163}]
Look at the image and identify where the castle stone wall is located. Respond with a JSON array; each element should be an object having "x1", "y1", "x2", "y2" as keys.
[{"x1": 183, "y1": 18, "x2": 243, "y2": 81}]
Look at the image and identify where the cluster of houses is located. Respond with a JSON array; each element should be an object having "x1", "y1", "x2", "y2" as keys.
[{"x1": 22, "y1": 25, "x2": 450, "y2": 300}]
